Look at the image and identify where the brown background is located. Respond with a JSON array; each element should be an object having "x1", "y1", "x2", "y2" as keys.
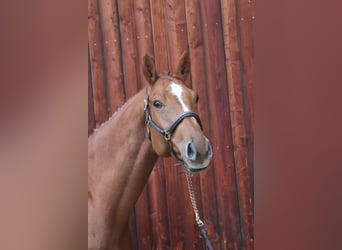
[{"x1": 88, "y1": 0, "x2": 254, "y2": 249}]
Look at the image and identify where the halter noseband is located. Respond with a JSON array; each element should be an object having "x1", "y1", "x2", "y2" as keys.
[{"x1": 144, "y1": 87, "x2": 203, "y2": 161}]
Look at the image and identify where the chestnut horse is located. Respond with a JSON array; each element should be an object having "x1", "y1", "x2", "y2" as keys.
[{"x1": 88, "y1": 52, "x2": 213, "y2": 250}]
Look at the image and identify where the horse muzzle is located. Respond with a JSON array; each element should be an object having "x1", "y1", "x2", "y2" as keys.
[{"x1": 182, "y1": 138, "x2": 213, "y2": 172}]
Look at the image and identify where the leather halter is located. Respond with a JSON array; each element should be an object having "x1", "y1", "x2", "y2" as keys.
[{"x1": 144, "y1": 87, "x2": 203, "y2": 161}]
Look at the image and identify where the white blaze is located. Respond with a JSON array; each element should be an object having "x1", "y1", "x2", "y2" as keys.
[{"x1": 170, "y1": 82, "x2": 189, "y2": 112}]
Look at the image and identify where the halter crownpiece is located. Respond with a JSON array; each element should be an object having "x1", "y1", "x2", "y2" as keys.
[{"x1": 144, "y1": 87, "x2": 203, "y2": 161}]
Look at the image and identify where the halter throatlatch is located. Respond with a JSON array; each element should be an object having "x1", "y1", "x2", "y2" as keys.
[{"x1": 144, "y1": 88, "x2": 203, "y2": 162}]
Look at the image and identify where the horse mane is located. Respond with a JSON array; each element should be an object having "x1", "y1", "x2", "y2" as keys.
[{"x1": 88, "y1": 89, "x2": 144, "y2": 139}]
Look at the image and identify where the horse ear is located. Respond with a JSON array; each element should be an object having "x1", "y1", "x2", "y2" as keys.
[
  {"x1": 143, "y1": 54, "x2": 158, "y2": 84},
  {"x1": 175, "y1": 51, "x2": 191, "y2": 80}
]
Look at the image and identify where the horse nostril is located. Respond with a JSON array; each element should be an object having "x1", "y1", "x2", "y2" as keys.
[
  {"x1": 207, "y1": 142, "x2": 213, "y2": 158},
  {"x1": 186, "y1": 141, "x2": 197, "y2": 161}
]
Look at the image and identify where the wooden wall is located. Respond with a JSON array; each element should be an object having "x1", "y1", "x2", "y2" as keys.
[{"x1": 88, "y1": 0, "x2": 254, "y2": 249}]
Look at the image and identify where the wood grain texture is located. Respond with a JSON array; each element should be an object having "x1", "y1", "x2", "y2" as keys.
[
  {"x1": 200, "y1": 0, "x2": 242, "y2": 249},
  {"x1": 98, "y1": 0, "x2": 125, "y2": 114},
  {"x1": 133, "y1": 187, "x2": 152, "y2": 249},
  {"x1": 131, "y1": 2, "x2": 156, "y2": 248},
  {"x1": 118, "y1": 0, "x2": 139, "y2": 99},
  {"x1": 163, "y1": 1, "x2": 204, "y2": 249},
  {"x1": 147, "y1": 160, "x2": 170, "y2": 250},
  {"x1": 134, "y1": 0, "x2": 154, "y2": 89},
  {"x1": 88, "y1": 0, "x2": 108, "y2": 126},
  {"x1": 185, "y1": 0, "x2": 221, "y2": 248},
  {"x1": 150, "y1": 0, "x2": 169, "y2": 72},
  {"x1": 221, "y1": 1, "x2": 254, "y2": 249},
  {"x1": 236, "y1": 0, "x2": 255, "y2": 199},
  {"x1": 88, "y1": 0, "x2": 254, "y2": 248},
  {"x1": 150, "y1": 1, "x2": 186, "y2": 248}
]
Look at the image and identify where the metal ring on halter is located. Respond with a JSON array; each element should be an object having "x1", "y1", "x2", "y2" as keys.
[
  {"x1": 162, "y1": 130, "x2": 171, "y2": 141},
  {"x1": 143, "y1": 99, "x2": 148, "y2": 111}
]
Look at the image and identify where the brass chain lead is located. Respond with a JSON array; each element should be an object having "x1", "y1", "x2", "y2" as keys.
[
  {"x1": 185, "y1": 168, "x2": 214, "y2": 250},
  {"x1": 185, "y1": 169, "x2": 204, "y2": 227}
]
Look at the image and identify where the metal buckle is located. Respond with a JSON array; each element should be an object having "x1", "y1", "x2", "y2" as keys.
[
  {"x1": 144, "y1": 99, "x2": 148, "y2": 110},
  {"x1": 146, "y1": 125, "x2": 150, "y2": 136},
  {"x1": 146, "y1": 115, "x2": 151, "y2": 124},
  {"x1": 163, "y1": 130, "x2": 171, "y2": 141}
]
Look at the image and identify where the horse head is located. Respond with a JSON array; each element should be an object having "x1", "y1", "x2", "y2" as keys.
[{"x1": 143, "y1": 51, "x2": 213, "y2": 172}]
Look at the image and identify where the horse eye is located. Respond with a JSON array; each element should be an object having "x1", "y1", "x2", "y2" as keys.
[
  {"x1": 195, "y1": 95, "x2": 199, "y2": 103},
  {"x1": 153, "y1": 100, "x2": 163, "y2": 109}
]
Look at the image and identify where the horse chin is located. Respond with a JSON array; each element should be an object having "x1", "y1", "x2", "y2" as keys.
[
  {"x1": 183, "y1": 158, "x2": 211, "y2": 173},
  {"x1": 186, "y1": 165, "x2": 207, "y2": 173}
]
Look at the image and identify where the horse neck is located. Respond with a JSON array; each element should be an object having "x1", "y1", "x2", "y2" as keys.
[{"x1": 88, "y1": 89, "x2": 158, "y2": 232}]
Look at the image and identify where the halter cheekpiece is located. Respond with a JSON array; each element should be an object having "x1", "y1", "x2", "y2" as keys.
[{"x1": 144, "y1": 87, "x2": 203, "y2": 161}]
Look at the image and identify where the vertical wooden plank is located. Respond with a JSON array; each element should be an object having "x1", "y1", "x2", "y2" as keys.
[
  {"x1": 199, "y1": 0, "x2": 242, "y2": 249},
  {"x1": 132, "y1": 2, "x2": 157, "y2": 249},
  {"x1": 150, "y1": 0, "x2": 169, "y2": 72},
  {"x1": 98, "y1": 0, "x2": 125, "y2": 115},
  {"x1": 222, "y1": 0, "x2": 254, "y2": 249},
  {"x1": 165, "y1": 166, "x2": 185, "y2": 250},
  {"x1": 150, "y1": 0, "x2": 179, "y2": 249},
  {"x1": 150, "y1": 1, "x2": 202, "y2": 248},
  {"x1": 221, "y1": 1, "x2": 254, "y2": 249},
  {"x1": 163, "y1": 1, "x2": 203, "y2": 249},
  {"x1": 185, "y1": 0, "x2": 222, "y2": 249},
  {"x1": 164, "y1": 0, "x2": 188, "y2": 67},
  {"x1": 134, "y1": 0, "x2": 169, "y2": 249},
  {"x1": 134, "y1": 0, "x2": 155, "y2": 89},
  {"x1": 133, "y1": 187, "x2": 152, "y2": 249},
  {"x1": 163, "y1": 163, "x2": 184, "y2": 250},
  {"x1": 118, "y1": 0, "x2": 139, "y2": 99},
  {"x1": 88, "y1": 52, "x2": 95, "y2": 136},
  {"x1": 236, "y1": 0, "x2": 255, "y2": 194},
  {"x1": 185, "y1": 0, "x2": 208, "y2": 244},
  {"x1": 147, "y1": 159, "x2": 170, "y2": 249},
  {"x1": 88, "y1": 0, "x2": 108, "y2": 126}
]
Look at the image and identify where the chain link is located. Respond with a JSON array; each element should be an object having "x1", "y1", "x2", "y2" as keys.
[
  {"x1": 184, "y1": 167, "x2": 214, "y2": 250},
  {"x1": 185, "y1": 169, "x2": 204, "y2": 227}
]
